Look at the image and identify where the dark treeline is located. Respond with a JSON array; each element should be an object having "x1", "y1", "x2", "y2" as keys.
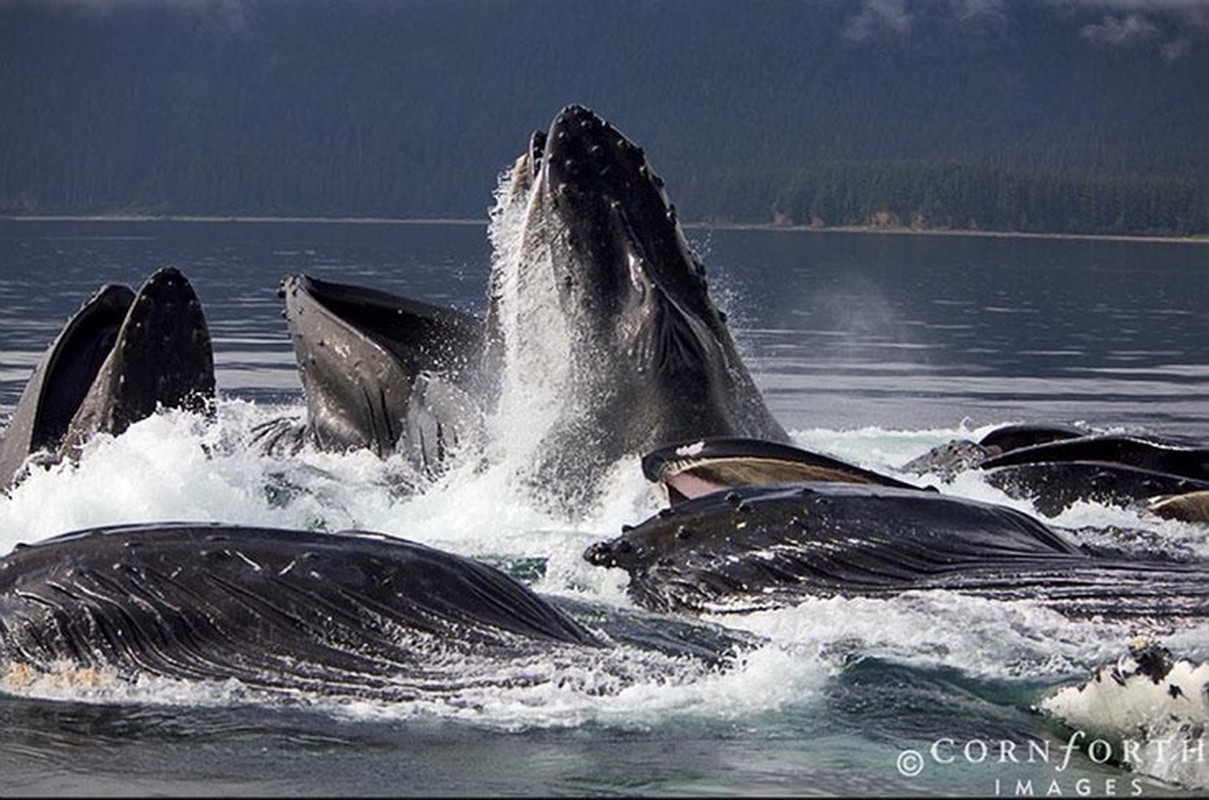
[
  {"x1": 769, "y1": 164, "x2": 1208, "y2": 236},
  {"x1": 3, "y1": 0, "x2": 1208, "y2": 236}
]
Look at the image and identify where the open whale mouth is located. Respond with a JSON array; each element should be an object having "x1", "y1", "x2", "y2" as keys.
[
  {"x1": 642, "y1": 437, "x2": 921, "y2": 505},
  {"x1": 0, "y1": 267, "x2": 214, "y2": 490},
  {"x1": 278, "y1": 274, "x2": 483, "y2": 465}
]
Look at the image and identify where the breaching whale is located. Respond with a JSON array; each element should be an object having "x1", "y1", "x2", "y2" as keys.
[
  {"x1": 902, "y1": 424, "x2": 1209, "y2": 520},
  {"x1": 269, "y1": 105, "x2": 788, "y2": 506},
  {"x1": 583, "y1": 481, "x2": 1209, "y2": 617},
  {"x1": 484, "y1": 104, "x2": 788, "y2": 499},
  {"x1": 0, "y1": 268, "x2": 215, "y2": 491}
]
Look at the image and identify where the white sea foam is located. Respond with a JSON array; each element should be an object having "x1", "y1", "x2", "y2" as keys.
[
  {"x1": 484, "y1": 163, "x2": 573, "y2": 475},
  {"x1": 0, "y1": 631, "x2": 830, "y2": 733},
  {"x1": 710, "y1": 591, "x2": 1138, "y2": 682},
  {"x1": 1040, "y1": 650, "x2": 1209, "y2": 788},
  {"x1": 2, "y1": 386, "x2": 1208, "y2": 763}
]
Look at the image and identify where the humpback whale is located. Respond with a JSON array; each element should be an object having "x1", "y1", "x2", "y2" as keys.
[
  {"x1": 903, "y1": 425, "x2": 1209, "y2": 519},
  {"x1": 269, "y1": 105, "x2": 787, "y2": 505},
  {"x1": 483, "y1": 104, "x2": 788, "y2": 501},
  {"x1": 640, "y1": 437, "x2": 921, "y2": 504},
  {"x1": 0, "y1": 522, "x2": 752, "y2": 700},
  {"x1": 0, "y1": 268, "x2": 215, "y2": 491},
  {"x1": 254, "y1": 274, "x2": 484, "y2": 473},
  {"x1": 0, "y1": 522, "x2": 599, "y2": 698},
  {"x1": 583, "y1": 481, "x2": 1209, "y2": 617}
]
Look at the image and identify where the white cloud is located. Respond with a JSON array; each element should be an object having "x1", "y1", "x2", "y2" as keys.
[
  {"x1": 1053, "y1": 1, "x2": 1209, "y2": 30},
  {"x1": 21, "y1": 0, "x2": 250, "y2": 33},
  {"x1": 844, "y1": 0, "x2": 914, "y2": 41},
  {"x1": 1064, "y1": 1, "x2": 1208, "y2": 58},
  {"x1": 833, "y1": 0, "x2": 1207, "y2": 58},
  {"x1": 839, "y1": 0, "x2": 1010, "y2": 42},
  {"x1": 1080, "y1": 12, "x2": 1162, "y2": 44},
  {"x1": 947, "y1": 0, "x2": 1008, "y2": 21},
  {"x1": 1161, "y1": 34, "x2": 1194, "y2": 57}
]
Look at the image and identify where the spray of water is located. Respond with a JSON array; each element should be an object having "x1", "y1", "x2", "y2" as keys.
[
  {"x1": 1, "y1": 398, "x2": 1207, "y2": 772},
  {"x1": 484, "y1": 162, "x2": 572, "y2": 473}
]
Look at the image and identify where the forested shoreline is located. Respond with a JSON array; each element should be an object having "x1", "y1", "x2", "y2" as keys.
[
  {"x1": 4, "y1": 0, "x2": 1207, "y2": 237},
  {"x1": 5, "y1": 167, "x2": 1204, "y2": 239},
  {"x1": 765, "y1": 164, "x2": 1208, "y2": 237}
]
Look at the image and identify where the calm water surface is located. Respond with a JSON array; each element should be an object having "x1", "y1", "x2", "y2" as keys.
[{"x1": 0, "y1": 219, "x2": 1206, "y2": 797}]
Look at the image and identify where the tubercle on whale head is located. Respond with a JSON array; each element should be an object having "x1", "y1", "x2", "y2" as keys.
[
  {"x1": 537, "y1": 104, "x2": 715, "y2": 320},
  {"x1": 582, "y1": 535, "x2": 648, "y2": 571},
  {"x1": 521, "y1": 104, "x2": 736, "y2": 402}
]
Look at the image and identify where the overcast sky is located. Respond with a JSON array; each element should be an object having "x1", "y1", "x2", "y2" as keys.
[
  {"x1": 8, "y1": 0, "x2": 1209, "y2": 60},
  {"x1": 843, "y1": 0, "x2": 1207, "y2": 56}
]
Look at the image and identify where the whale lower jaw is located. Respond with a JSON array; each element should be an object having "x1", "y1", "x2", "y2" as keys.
[
  {"x1": 0, "y1": 268, "x2": 214, "y2": 491},
  {"x1": 585, "y1": 481, "x2": 1209, "y2": 618}
]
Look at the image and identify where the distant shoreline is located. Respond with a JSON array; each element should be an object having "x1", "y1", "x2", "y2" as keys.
[
  {"x1": 1, "y1": 214, "x2": 486, "y2": 227},
  {"x1": 702, "y1": 222, "x2": 1209, "y2": 246},
  {"x1": 4, "y1": 214, "x2": 1207, "y2": 245}
]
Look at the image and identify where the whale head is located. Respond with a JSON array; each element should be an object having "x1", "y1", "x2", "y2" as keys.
[
  {"x1": 0, "y1": 267, "x2": 214, "y2": 490},
  {"x1": 486, "y1": 105, "x2": 787, "y2": 506}
]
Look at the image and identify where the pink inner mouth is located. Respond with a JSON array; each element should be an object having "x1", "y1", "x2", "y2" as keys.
[{"x1": 665, "y1": 469, "x2": 729, "y2": 501}]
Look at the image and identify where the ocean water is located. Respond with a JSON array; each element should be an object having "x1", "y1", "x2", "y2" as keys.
[{"x1": 0, "y1": 218, "x2": 1207, "y2": 796}]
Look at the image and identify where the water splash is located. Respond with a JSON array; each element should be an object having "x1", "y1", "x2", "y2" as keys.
[
  {"x1": 2, "y1": 396, "x2": 1209, "y2": 790},
  {"x1": 484, "y1": 163, "x2": 572, "y2": 476}
]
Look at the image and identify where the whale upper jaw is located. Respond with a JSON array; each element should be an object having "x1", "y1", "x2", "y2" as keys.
[{"x1": 277, "y1": 274, "x2": 484, "y2": 467}]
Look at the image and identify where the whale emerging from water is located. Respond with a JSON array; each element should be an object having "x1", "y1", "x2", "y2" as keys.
[
  {"x1": 584, "y1": 481, "x2": 1209, "y2": 617},
  {"x1": 903, "y1": 424, "x2": 1209, "y2": 520},
  {"x1": 269, "y1": 105, "x2": 788, "y2": 504},
  {"x1": 484, "y1": 104, "x2": 788, "y2": 500},
  {"x1": 254, "y1": 274, "x2": 485, "y2": 473},
  {"x1": 0, "y1": 268, "x2": 215, "y2": 491}
]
